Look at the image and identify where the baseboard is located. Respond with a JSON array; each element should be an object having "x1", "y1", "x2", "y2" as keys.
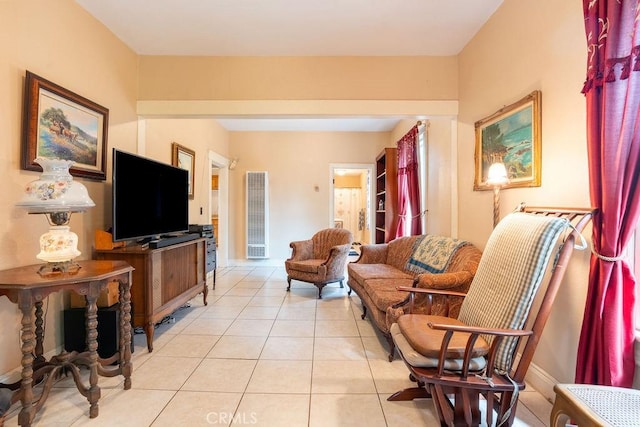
[
  {"x1": 513, "y1": 352, "x2": 557, "y2": 402},
  {"x1": 0, "y1": 346, "x2": 63, "y2": 384},
  {"x1": 522, "y1": 335, "x2": 640, "y2": 396},
  {"x1": 228, "y1": 258, "x2": 286, "y2": 267}
]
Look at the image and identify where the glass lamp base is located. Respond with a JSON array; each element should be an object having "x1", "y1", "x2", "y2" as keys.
[{"x1": 36, "y1": 225, "x2": 81, "y2": 263}]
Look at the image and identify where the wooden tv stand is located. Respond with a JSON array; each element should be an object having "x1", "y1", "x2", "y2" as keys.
[{"x1": 94, "y1": 238, "x2": 207, "y2": 351}]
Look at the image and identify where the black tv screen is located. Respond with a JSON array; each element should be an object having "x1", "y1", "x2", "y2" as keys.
[{"x1": 112, "y1": 149, "x2": 189, "y2": 242}]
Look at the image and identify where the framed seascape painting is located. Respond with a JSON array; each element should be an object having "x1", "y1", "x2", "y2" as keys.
[
  {"x1": 474, "y1": 90, "x2": 541, "y2": 190},
  {"x1": 21, "y1": 71, "x2": 109, "y2": 180},
  {"x1": 172, "y1": 142, "x2": 195, "y2": 199}
]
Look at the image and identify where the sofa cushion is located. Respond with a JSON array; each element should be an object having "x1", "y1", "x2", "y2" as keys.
[
  {"x1": 385, "y1": 236, "x2": 421, "y2": 271},
  {"x1": 348, "y1": 263, "x2": 413, "y2": 285},
  {"x1": 365, "y1": 278, "x2": 414, "y2": 312}
]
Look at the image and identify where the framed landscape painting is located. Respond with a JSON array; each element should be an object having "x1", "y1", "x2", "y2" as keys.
[
  {"x1": 21, "y1": 71, "x2": 109, "y2": 180},
  {"x1": 474, "y1": 90, "x2": 541, "y2": 190},
  {"x1": 172, "y1": 142, "x2": 195, "y2": 199}
]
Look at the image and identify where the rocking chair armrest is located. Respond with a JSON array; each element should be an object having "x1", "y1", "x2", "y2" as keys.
[
  {"x1": 427, "y1": 322, "x2": 533, "y2": 379},
  {"x1": 427, "y1": 322, "x2": 534, "y2": 338}
]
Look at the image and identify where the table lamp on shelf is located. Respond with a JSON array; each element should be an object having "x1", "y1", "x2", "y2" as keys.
[
  {"x1": 16, "y1": 157, "x2": 95, "y2": 276},
  {"x1": 486, "y1": 162, "x2": 509, "y2": 228}
]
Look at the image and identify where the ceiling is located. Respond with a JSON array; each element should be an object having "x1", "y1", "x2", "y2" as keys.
[{"x1": 75, "y1": 0, "x2": 503, "y2": 131}]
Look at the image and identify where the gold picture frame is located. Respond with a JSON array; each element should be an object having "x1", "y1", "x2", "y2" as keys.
[
  {"x1": 171, "y1": 142, "x2": 195, "y2": 199},
  {"x1": 474, "y1": 90, "x2": 541, "y2": 190}
]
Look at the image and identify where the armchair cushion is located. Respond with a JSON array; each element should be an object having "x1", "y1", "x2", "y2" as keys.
[
  {"x1": 286, "y1": 259, "x2": 324, "y2": 274},
  {"x1": 398, "y1": 314, "x2": 490, "y2": 360},
  {"x1": 390, "y1": 322, "x2": 487, "y2": 371}
]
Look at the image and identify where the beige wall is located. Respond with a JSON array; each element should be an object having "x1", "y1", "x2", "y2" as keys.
[
  {"x1": 457, "y1": 0, "x2": 591, "y2": 391},
  {"x1": 227, "y1": 131, "x2": 388, "y2": 261},
  {"x1": 142, "y1": 118, "x2": 230, "y2": 225},
  {"x1": 0, "y1": 0, "x2": 138, "y2": 375},
  {"x1": 138, "y1": 56, "x2": 459, "y2": 101}
]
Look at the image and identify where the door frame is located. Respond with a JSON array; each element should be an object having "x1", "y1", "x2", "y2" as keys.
[
  {"x1": 329, "y1": 163, "x2": 375, "y2": 245},
  {"x1": 209, "y1": 150, "x2": 229, "y2": 268}
]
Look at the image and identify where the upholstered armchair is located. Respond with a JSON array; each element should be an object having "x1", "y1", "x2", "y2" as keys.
[{"x1": 285, "y1": 228, "x2": 353, "y2": 299}]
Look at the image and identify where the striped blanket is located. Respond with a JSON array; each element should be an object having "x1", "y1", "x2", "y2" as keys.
[{"x1": 405, "y1": 235, "x2": 469, "y2": 274}]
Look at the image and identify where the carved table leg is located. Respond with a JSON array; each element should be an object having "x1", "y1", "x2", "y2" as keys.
[
  {"x1": 33, "y1": 301, "x2": 45, "y2": 365},
  {"x1": 85, "y1": 294, "x2": 101, "y2": 418},
  {"x1": 17, "y1": 297, "x2": 34, "y2": 427},
  {"x1": 119, "y1": 278, "x2": 133, "y2": 390}
]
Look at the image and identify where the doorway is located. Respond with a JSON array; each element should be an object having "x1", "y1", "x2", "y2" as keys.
[
  {"x1": 329, "y1": 164, "x2": 375, "y2": 247},
  {"x1": 209, "y1": 150, "x2": 230, "y2": 268}
]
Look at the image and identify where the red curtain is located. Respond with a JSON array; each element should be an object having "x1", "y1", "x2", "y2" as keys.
[
  {"x1": 396, "y1": 125, "x2": 422, "y2": 237},
  {"x1": 576, "y1": 0, "x2": 640, "y2": 387}
]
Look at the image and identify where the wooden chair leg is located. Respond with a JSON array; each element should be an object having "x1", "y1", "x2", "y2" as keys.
[
  {"x1": 387, "y1": 386, "x2": 432, "y2": 401},
  {"x1": 286, "y1": 277, "x2": 291, "y2": 292},
  {"x1": 386, "y1": 335, "x2": 396, "y2": 362},
  {"x1": 431, "y1": 384, "x2": 455, "y2": 427}
]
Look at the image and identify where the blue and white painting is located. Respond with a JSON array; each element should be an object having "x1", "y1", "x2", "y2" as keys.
[{"x1": 480, "y1": 104, "x2": 535, "y2": 184}]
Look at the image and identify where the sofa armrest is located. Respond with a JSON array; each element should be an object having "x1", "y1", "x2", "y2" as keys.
[
  {"x1": 288, "y1": 239, "x2": 314, "y2": 261},
  {"x1": 354, "y1": 243, "x2": 389, "y2": 264},
  {"x1": 414, "y1": 270, "x2": 475, "y2": 291}
]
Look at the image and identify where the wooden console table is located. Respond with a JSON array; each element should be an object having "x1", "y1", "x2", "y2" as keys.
[
  {"x1": 95, "y1": 238, "x2": 208, "y2": 352},
  {"x1": 0, "y1": 260, "x2": 133, "y2": 427}
]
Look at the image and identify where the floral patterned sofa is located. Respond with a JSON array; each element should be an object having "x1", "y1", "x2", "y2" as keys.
[{"x1": 347, "y1": 235, "x2": 482, "y2": 360}]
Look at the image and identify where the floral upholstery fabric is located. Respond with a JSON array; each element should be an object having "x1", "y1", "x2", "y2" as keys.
[
  {"x1": 347, "y1": 236, "x2": 482, "y2": 342},
  {"x1": 285, "y1": 228, "x2": 353, "y2": 298}
]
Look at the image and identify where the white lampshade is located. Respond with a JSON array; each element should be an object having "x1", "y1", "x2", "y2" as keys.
[
  {"x1": 486, "y1": 162, "x2": 509, "y2": 186},
  {"x1": 16, "y1": 158, "x2": 94, "y2": 268},
  {"x1": 16, "y1": 158, "x2": 95, "y2": 213}
]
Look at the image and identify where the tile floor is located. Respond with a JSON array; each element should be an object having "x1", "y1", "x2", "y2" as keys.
[{"x1": 3, "y1": 266, "x2": 553, "y2": 426}]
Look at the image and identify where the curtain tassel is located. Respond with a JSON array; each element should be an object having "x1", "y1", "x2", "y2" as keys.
[
  {"x1": 620, "y1": 57, "x2": 631, "y2": 80},
  {"x1": 633, "y1": 45, "x2": 640, "y2": 71},
  {"x1": 605, "y1": 66, "x2": 617, "y2": 82}
]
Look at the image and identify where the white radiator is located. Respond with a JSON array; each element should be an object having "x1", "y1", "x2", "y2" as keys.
[{"x1": 246, "y1": 171, "x2": 269, "y2": 259}]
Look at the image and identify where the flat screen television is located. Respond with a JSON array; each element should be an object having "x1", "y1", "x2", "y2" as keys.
[{"x1": 112, "y1": 148, "x2": 189, "y2": 242}]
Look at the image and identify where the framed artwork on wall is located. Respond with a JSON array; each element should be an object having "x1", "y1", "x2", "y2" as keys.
[
  {"x1": 21, "y1": 71, "x2": 109, "y2": 180},
  {"x1": 474, "y1": 90, "x2": 541, "y2": 190},
  {"x1": 172, "y1": 142, "x2": 195, "y2": 199}
]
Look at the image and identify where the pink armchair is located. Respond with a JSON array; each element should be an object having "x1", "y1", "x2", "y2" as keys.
[{"x1": 285, "y1": 228, "x2": 353, "y2": 299}]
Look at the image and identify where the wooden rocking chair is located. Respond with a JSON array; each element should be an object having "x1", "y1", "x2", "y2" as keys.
[{"x1": 388, "y1": 206, "x2": 594, "y2": 426}]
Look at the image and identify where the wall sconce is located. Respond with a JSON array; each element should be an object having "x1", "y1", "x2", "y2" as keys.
[
  {"x1": 16, "y1": 158, "x2": 95, "y2": 276},
  {"x1": 229, "y1": 158, "x2": 239, "y2": 170},
  {"x1": 486, "y1": 162, "x2": 509, "y2": 228}
]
